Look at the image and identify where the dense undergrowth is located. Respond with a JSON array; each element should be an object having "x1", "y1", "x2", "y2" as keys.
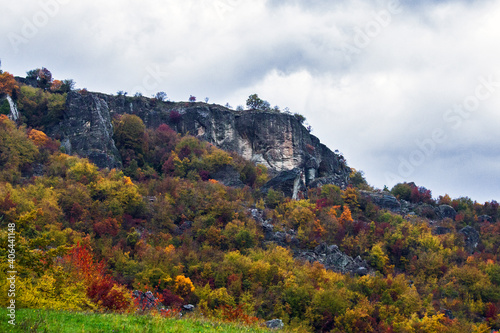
[{"x1": 1, "y1": 71, "x2": 500, "y2": 332}]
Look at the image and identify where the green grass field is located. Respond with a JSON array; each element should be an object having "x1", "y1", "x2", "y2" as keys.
[{"x1": 0, "y1": 308, "x2": 273, "y2": 333}]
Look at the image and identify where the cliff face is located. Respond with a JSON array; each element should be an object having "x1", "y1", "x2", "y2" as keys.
[
  {"x1": 47, "y1": 92, "x2": 122, "y2": 169},
  {"x1": 50, "y1": 92, "x2": 350, "y2": 194}
]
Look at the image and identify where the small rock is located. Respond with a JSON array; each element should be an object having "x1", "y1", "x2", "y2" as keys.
[
  {"x1": 182, "y1": 304, "x2": 195, "y2": 312},
  {"x1": 266, "y1": 319, "x2": 284, "y2": 330},
  {"x1": 355, "y1": 267, "x2": 368, "y2": 276}
]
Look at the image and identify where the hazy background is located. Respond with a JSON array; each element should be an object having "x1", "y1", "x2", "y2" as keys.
[{"x1": 1, "y1": 0, "x2": 499, "y2": 203}]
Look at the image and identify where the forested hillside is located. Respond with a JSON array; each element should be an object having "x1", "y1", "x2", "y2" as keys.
[{"x1": 1, "y1": 68, "x2": 499, "y2": 332}]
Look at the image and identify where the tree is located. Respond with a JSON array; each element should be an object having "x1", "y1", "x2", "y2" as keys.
[
  {"x1": 0, "y1": 72, "x2": 20, "y2": 98},
  {"x1": 27, "y1": 67, "x2": 53, "y2": 90},
  {"x1": 246, "y1": 94, "x2": 270, "y2": 111},
  {"x1": 155, "y1": 91, "x2": 167, "y2": 101},
  {"x1": 113, "y1": 114, "x2": 147, "y2": 166}
]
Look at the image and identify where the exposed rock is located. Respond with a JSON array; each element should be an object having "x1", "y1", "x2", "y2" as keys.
[
  {"x1": 298, "y1": 243, "x2": 372, "y2": 275},
  {"x1": 438, "y1": 205, "x2": 457, "y2": 220},
  {"x1": 132, "y1": 290, "x2": 159, "y2": 310},
  {"x1": 360, "y1": 191, "x2": 401, "y2": 212},
  {"x1": 182, "y1": 304, "x2": 195, "y2": 312},
  {"x1": 51, "y1": 92, "x2": 349, "y2": 194},
  {"x1": 46, "y1": 91, "x2": 122, "y2": 169},
  {"x1": 261, "y1": 168, "x2": 306, "y2": 199},
  {"x1": 174, "y1": 221, "x2": 193, "y2": 236},
  {"x1": 250, "y1": 208, "x2": 300, "y2": 247},
  {"x1": 211, "y1": 165, "x2": 245, "y2": 188},
  {"x1": 266, "y1": 319, "x2": 284, "y2": 330},
  {"x1": 459, "y1": 226, "x2": 480, "y2": 253},
  {"x1": 478, "y1": 215, "x2": 492, "y2": 223}
]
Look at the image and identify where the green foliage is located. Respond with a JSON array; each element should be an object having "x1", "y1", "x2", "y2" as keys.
[
  {"x1": 0, "y1": 99, "x2": 10, "y2": 115},
  {"x1": 0, "y1": 116, "x2": 39, "y2": 181},
  {"x1": 18, "y1": 85, "x2": 66, "y2": 129},
  {"x1": 246, "y1": 94, "x2": 271, "y2": 111},
  {"x1": 391, "y1": 182, "x2": 412, "y2": 201},
  {"x1": 113, "y1": 114, "x2": 147, "y2": 166}
]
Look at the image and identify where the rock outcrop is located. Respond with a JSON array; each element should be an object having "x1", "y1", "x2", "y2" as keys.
[
  {"x1": 46, "y1": 92, "x2": 122, "y2": 169},
  {"x1": 360, "y1": 191, "x2": 401, "y2": 212},
  {"x1": 297, "y1": 243, "x2": 371, "y2": 276},
  {"x1": 250, "y1": 209, "x2": 371, "y2": 276},
  {"x1": 460, "y1": 226, "x2": 480, "y2": 253},
  {"x1": 46, "y1": 92, "x2": 350, "y2": 192}
]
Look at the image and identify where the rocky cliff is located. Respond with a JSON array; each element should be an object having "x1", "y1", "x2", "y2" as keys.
[{"x1": 46, "y1": 91, "x2": 351, "y2": 195}]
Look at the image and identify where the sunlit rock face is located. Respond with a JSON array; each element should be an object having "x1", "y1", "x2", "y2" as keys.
[{"x1": 51, "y1": 92, "x2": 350, "y2": 193}]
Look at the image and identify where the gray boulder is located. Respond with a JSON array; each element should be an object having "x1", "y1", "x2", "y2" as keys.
[
  {"x1": 182, "y1": 304, "x2": 195, "y2": 312},
  {"x1": 360, "y1": 191, "x2": 401, "y2": 212},
  {"x1": 438, "y1": 205, "x2": 457, "y2": 220},
  {"x1": 266, "y1": 319, "x2": 284, "y2": 330}
]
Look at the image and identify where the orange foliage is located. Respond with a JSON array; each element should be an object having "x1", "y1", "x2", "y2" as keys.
[
  {"x1": 28, "y1": 129, "x2": 50, "y2": 147},
  {"x1": 218, "y1": 304, "x2": 258, "y2": 325},
  {"x1": 0, "y1": 72, "x2": 19, "y2": 97},
  {"x1": 339, "y1": 205, "x2": 354, "y2": 224},
  {"x1": 50, "y1": 79, "x2": 63, "y2": 92}
]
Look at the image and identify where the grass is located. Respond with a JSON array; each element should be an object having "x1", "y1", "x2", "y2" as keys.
[{"x1": 0, "y1": 308, "x2": 274, "y2": 333}]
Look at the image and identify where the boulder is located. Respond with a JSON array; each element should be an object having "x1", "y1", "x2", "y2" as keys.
[
  {"x1": 266, "y1": 319, "x2": 284, "y2": 330},
  {"x1": 360, "y1": 191, "x2": 401, "y2": 212},
  {"x1": 182, "y1": 304, "x2": 195, "y2": 312},
  {"x1": 438, "y1": 205, "x2": 457, "y2": 220}
]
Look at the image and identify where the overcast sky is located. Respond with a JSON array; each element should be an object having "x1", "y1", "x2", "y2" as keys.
[{"x1": 1, "y1": 0, "x2": 499, "y2": 203}]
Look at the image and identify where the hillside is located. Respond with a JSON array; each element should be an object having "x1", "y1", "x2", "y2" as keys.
[{"x1": 1, "y1": 67, "x2": 499, "y2": 332}]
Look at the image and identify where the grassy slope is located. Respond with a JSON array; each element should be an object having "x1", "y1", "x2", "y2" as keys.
[{"x1": 0, "y1": 308, "x2": 273, "y2": 333}]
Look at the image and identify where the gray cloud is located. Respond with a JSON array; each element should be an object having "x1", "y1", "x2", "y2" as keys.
[{"x1": 0, "y1": 0, "x2": 499, "y2": 202}]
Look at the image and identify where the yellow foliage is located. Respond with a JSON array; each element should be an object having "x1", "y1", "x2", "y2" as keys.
[
  {"x1": 1, "y1": 271, "x2": 94, "y2": 311},
  {"x1": 174, "y1": 275, "x2": 195, "y2": 297},
  {"x1": 123, "y1": 176, "x2": 134, "y2": 186},
  {"x1": 370, "y1": 243, "x2": 389, "y2": 271}
]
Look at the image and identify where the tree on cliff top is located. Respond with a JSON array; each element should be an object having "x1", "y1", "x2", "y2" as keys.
[{"x1": 246, "y1": 94, "x2": 271, "y2": 111}]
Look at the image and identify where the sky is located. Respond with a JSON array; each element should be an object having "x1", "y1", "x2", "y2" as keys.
[{"x1": 1, "y1": 0, "x2": 499, "y2": 203}]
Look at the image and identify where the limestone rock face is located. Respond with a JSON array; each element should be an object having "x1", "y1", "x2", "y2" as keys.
[
  {"x1": 47, "y1": 92, "x2": 122, "y2": 169},
  {"x1": 53, "y1": 92, "x2": 350, "y2": 192}
]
